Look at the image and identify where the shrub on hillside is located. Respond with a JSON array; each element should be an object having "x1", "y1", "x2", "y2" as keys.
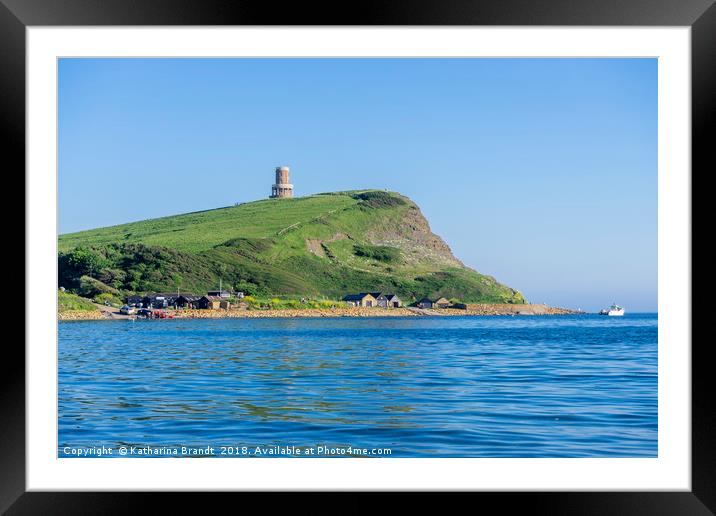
[
  {"x1": 94, "y1": 292, "x2": 122, "y2": 306},
  {"x1": 58, "y1": 247, "x2": 110, "y2": 288},
  {"x1": 234, "y1": 281, "x2": 260, "y2": 296},
  {"x1": 77, "y1": 275, "x2": 119, "y2": 298},
  {"x1": 352, "y1": 191, "x2": 406, "y2": 209},
  {"x1": 218, "y1": 237, "x2": 274, "y2": 255},
  {"x1": 97, "y1": 267, "x2": 127, "y2": 289},
  {"x1": 59, "y1": 243, "x2": 217, "y2": 294},
  {"x1": 353, "y1": 244, "x2": 401, "y2": 263}
]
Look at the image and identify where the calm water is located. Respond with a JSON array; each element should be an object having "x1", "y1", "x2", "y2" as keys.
[{"x1": 58, "y1": 314, "x2": 657, "y2": 458}]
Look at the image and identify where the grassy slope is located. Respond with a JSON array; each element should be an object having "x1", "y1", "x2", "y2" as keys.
[
  {"x1": 58, "y1": 290, "x2": 97, "y2": 312},
  {"x1": 58, "y1": 194, "x2": 358, "y2": 253},
  {"x1": 58, "y1": 191, "x2": 525, "y2": 303}
]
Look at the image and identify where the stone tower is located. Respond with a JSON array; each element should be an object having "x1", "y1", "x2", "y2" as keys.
[{"x1": 270, "y1": 166, "x2": 294, "y2": 199}]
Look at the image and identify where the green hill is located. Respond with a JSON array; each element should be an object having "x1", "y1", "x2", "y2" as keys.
[{"x1": 58, "y1": 190, "x2": 525, "y2": 304}]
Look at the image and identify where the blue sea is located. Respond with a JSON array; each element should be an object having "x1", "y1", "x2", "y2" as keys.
[{"x1": 58, "y1": 314, "x2": 657, "y2": 458}]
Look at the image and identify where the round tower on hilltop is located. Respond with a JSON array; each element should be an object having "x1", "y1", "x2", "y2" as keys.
[{"x1": 270, "y1": 166, "x2": 294, "y2": 199}]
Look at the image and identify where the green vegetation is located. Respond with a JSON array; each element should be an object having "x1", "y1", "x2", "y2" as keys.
[
  {"x1": 58, "y1": 190, "x2": 526, "y2": 304},
  {"x1": 93, "y1": 292, "x2": 123, "y2": 307},
  {"x1": 58, "y1": 194, "x2": 357, "y2": 253},
  {"x1": 352, "y1": 190, "x2": 407, "y2": 209},
  {"x1": 353, "y1": 243, "x2": 401, "y2": 263},
  {"x1": 58, "y1": 290, "x2": 97, "y2": 312},
  {"x1": 241, "y1": 296, "x2": 347, "y2": 310},
  {"x1": 76, "y1": 275, "x2": 119, "y2": 298}
]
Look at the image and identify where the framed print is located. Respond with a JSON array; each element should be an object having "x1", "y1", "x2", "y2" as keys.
[{"x1": 5, "y1": 0, "x2": 712, "y2": 512}]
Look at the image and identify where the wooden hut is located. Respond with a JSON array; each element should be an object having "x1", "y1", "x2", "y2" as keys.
[
  {"x1": 417, "y1": 297, "x2": 434, "y2": 309},
  {"x1": 342, "y1": 293, "x2": 378, "y2": 307},
  {"x1": 384, "y1": 294, "x2": 402, "y2": 308},
  {"x1": 175, "y1": 295, "x2": 200, "y2": 308},
  {"x1": 197, "y1": 295, "x2": 222, "y2": 310},
  {"x1": 434, "y1": 297, "x2": 451, "y2": 309},
  {"x1": 376, "y1": 293, "x2": 402, "y2": 308},
  {"x1": 207, "y1": 290, "x2": 232, "y2": 298}
]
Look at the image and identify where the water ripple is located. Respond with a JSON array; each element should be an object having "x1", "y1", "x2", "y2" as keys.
[{"x1": 58, "y1": 314, "x2": 657, "y2": 457}]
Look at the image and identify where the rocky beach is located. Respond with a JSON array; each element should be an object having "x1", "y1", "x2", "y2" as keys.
[{"x1": 58, "y1": 304, "x2": 581, "y2": 321}]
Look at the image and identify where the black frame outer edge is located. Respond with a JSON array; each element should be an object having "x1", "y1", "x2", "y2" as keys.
[
  {"x1": 1, "y1": 0, "x2": 27, "y2": 514},
  {"x1": 2, "y1": 0, "x2": 712, "y2": 513},
  {"x1": 691, "y1": 0, "x2": 716, "y2": 513}
]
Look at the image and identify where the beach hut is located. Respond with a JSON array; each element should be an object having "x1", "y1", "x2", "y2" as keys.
[
  {"x1": 375, "y1": 293, "x2": 402, "y2": 308},
  {"x1": 142, "y1": 294, "x2": 169, "y2": 309},
  {"x1": 197, "y1": 295, "x2": 222, "y2": 310},
  {"x1": 434, "y1": 297, "x2": 451, "y2": 309},
  {"x1": 384, "y1": 294, "x2": 402, "y2": 308},
  {"x1": 207, "y1": 290, "x2": 232, "y2": 298},
  {"x1": 417, "y1": 297, "x2": 434, "y2": 309},
  {"x1": 374, "y1": 293, "x2": 388, "y2": 307},
  {"x1": 342, "y1": 293, "x2": 378, "y2": 307},
  {"x1": 175, "y1": 295, "x2": 200, "y2": 308}
]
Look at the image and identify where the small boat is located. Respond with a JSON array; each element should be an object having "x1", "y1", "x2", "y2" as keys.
[{"x1": 599, "y1": 303, "x2": 625, "y2": 316}]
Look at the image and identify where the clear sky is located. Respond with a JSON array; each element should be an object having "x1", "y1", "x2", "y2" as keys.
[{"x1": 59, "y1": 58, "x2": 657, "y2": 312}]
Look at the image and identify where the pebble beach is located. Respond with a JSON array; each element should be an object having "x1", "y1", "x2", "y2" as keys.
[{"x1": 58, "y1": 304, "x2": 580, "y2": 321}]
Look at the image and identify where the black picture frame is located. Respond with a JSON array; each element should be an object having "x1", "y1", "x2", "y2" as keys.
[{"x1": 4, "y1": 0, "x2": 710, "y2": 513}]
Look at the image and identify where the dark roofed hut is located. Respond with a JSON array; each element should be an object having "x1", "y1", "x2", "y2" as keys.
[
  {"x1": 417, "y1": 298, "x2": 434, "y2": 309},
  {"x1": 141, "y1": 292, "x2": 199, "y2": 309},
  {"x1": 207, "y1": 290, "x2": 232, "y2": 298},
  {"x1": 143, "y1": 294, "x2": 168, "y2": 309},
  {"x1": 384, "y1": 294, "x2": 402, "y2": 308},
  {"x1": 374, "y1": 293, "x2": 402, "y2": 308},
  {"x1": 175, "y1": 295, "x2": 200, "y2": 308}
]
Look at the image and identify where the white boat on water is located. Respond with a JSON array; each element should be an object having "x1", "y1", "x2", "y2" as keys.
[{"x1": 599, "y1": 303, "x2": 625, "y2": 316}]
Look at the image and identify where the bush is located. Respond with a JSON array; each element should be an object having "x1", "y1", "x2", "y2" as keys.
[
  {"x1": 352, "y1": 191, "x2": 406, "y2": 209},
  {"x1": 97, "y1": 268, "x2": 126, "y2": 289},
  {"x1": 353, "y1": 244, "x2": 401, "y2": 263},
  {"x1": 77, "y1": 275, "x2": 119, "y2": 298},
  {"x1": 94, "y1": 292, "x2": 122, "y2": 306},
  {"x1": 314, "y1": 299, "x2": 345, "y2": 309},
  {"x1": 64, "y1": 247, "x2": 109, "y2": 275},
  {"x1": 234, "y1": 281, "x2": 260, "y2": 296},
  {"x1": 243, "y1": 296, "x2": 265, "y2": 310},
  {"x1": 219, "y1": 237, "x2": 275, "y2": 255}
]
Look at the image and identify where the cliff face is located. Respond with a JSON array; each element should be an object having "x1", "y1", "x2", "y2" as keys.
[
  {"x1": 365, "y1": 196, "x2": 463, "y2": 268},
  {"x1": 58, "y1": 190, "x2": 525, "y2": 303}
]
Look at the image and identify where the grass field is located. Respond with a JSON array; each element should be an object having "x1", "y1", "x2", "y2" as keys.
[{"x1": 58, "y1": 194, "x2": 359, "y2": 253}]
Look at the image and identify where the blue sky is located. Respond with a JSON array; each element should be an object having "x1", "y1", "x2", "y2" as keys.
[{"x1": 58, "y1": 58, "x2": 657, "y2": 311}]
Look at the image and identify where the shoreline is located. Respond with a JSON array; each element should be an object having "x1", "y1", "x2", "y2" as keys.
[{"x1": 58, "y1": 305, "x2": 582, "y2": 321}]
